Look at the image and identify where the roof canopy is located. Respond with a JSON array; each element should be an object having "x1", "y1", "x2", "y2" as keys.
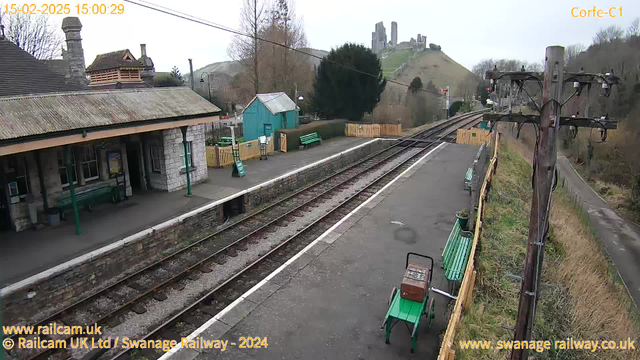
[
  {"x1": 0, "y1": 87, "x2": 221, "y2": 142},
  {"x1": 246, "y1": 92, "x2": 297, "y2": 115},
  {"x1": 86, "y1": 49, "x2": 143, "y2": 72}
]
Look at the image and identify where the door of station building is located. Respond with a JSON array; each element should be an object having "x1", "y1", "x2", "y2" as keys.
[
  {"x1": 126, "y1": 145, "x2": 142, "y2": 190},
  {"x1": 263, "y1": 123, "x2": 273, "y2": 138}
]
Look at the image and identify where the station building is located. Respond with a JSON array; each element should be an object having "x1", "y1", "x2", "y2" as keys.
[
  {"x1": 0, "y1": 17, "x2": 221, "y2": 233},
  {"x1": 0, "y1": 88, "x2": 220, "y2": 232}
]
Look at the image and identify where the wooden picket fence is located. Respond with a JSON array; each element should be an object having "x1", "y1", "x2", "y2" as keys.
[
  {"x1": 206, "y1": 136, "x2": 274, "y2": 167},
  {"x1": 456, "y1": 128, "x2": 491, "y2": 146},
  {"x1": 438, "y1": 132, "x2": 499, "y2": 360},
  {"x1": 344, "y1": 123, "x2": 402, "y2": 138}
]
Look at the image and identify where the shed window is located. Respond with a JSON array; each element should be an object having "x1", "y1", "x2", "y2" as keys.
[
  {"x1": 80, "y1": 145, "x2": 99, "y2": 181},
  {"x1": 179, "y1": 142, "x2": 193, "y2": 170},
  {"x1": 150, "y1": 145, "x2": 162, "y2": 173},
  {"x1": 58, "y1": 150, "x2": 78, "y2": 187}
]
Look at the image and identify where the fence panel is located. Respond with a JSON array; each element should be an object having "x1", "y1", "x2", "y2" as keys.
[
  {"x1": 456, "y1": 128, "x2": 491, "y2": 146},
  {"x1": 345, "y1": 123, "x2": 402, "y2": 138},
  {"x1": 205, "y1": 135, "x2": 275, "y2": 168},
  {"x1": 280, "y1": 133, "x2": 287, "y2": 153}
]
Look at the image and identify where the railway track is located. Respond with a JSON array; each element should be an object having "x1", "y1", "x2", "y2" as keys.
[{"x1": 5, "y1": 111, "x2": 485, "y2": 360}]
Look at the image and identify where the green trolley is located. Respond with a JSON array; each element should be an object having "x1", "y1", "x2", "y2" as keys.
[{"x1": 381, "y1": 252, "x2": 436, "y2": 353}]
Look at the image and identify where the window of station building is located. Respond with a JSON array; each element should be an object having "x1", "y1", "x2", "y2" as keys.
[
  {"x1": 5, "y1": 156, "x2": 30, "y2": 201},
  {"x1": 179, "y1": 142, "x2": 193, "y2": 170},
  {"x1": 80, "y1": 145, "x2": 100, "y2": 181},
  {"x1": 150, "y1": 145, "x2": 162, "y2": 173},
  {"x1": 57, "y1": 150, "x2": 78, "y2": 187}
]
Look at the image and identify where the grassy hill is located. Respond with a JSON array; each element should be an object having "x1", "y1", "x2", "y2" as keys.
[
  {"x1": 380, "y1": 49, "x2": 415, "y2": 77},
  {"x1": 383, "y1": 48, "x2": 476, "y2": 97}
]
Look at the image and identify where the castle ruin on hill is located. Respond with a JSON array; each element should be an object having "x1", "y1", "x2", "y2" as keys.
[{"x1": 371, "y1": 21, "x2": 426, "y2": 54}]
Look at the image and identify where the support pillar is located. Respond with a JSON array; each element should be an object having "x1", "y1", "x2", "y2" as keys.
[
  {"x1": 64, "y1": 145, "x2": 82, "y2": 235},
  {"x1": 180, "y1": 126, "x2": 192, "y2": 196},
  {"x1": 35, "y1": 150, "x2": 48, "y2": 210}
]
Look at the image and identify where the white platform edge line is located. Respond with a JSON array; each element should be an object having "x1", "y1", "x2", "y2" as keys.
[
  {"x1": 156, "y1": 142, "x2": 446, "y2": 360},
  {"x1": 1, "y1": 139, "x2": 381, "y2": 297}
]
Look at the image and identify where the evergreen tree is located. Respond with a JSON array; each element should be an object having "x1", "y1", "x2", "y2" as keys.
[{"x1": 312, "y1": 43, "x2": 386, "y2": 120}]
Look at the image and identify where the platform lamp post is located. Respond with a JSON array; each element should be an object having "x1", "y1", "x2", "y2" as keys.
[
  {"x1": 200, "y1": 72, "x2": 212, "y2": 102},
  {"x1": 180, "y1": 126, "x2": 192, "y2": 196},
  {"x1": 294, "y1": 83, "x2": 304, "y2": 126},
  {"x1": 64, "y1": 145, "x2": 82, "y2": 235}
]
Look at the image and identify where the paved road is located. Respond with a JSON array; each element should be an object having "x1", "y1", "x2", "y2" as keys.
[{"x1": 557, "y1": 156, "x2": 640, "y2": 307}]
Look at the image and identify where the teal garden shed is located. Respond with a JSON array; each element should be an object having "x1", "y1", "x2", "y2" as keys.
[{"x1": 242, "y1": 92, "x2": 299, "y2": 141}]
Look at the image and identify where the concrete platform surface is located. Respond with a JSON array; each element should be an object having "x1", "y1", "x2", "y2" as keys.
[
  {"x1": 0, "y1": 137, "x2": 372, "y2": 287},
  {"x1": 172, "y1": 143, "x2": 480, "y2": 360}
]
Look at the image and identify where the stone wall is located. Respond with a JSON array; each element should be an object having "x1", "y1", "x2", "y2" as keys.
[
  {"x1": 1, "y1": 139, "x2": 393, "y2": 325},
  {"x1": 162, "y1": 125, "x2": 208, "y2": 192}
]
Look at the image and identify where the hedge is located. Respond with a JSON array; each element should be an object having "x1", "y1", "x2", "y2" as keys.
[{"x1": 276, "y1": 120, "x2": 347, "y2": 151}]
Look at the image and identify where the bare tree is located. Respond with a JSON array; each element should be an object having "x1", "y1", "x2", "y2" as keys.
[
  {"x1": 627, "y1": 18, "x2": 640, "y2": 38},
  {"x1": 593, "y1": 25, "x2": 624, "y2": 44},
  {"x1": 0, "y1": 10, "x2": 63, "y2": 59},
  {"x1": 228, "y1": 0, "x2": 266, "y2": 96},
  {"x1": 564, "y1": 43, "x2": 586, "y2": 67},
  {"x1": 260, "y1": 0, "x2": 308, "y2": 96}
]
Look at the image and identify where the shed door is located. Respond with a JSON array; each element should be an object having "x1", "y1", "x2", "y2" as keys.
[{"x1": 264, "y1": 123, "x2": 273, "y2": 137}]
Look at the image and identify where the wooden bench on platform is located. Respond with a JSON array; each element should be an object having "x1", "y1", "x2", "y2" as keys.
[
  {"x1": 441, "y1": 218, "x2": 473, "y2": 293},
  {"x1": 57, "y1": 185, "x2": 116, "y2": 220},
  {"x1": 299, "y1": 132, "x2": 322, "y2": 149}
]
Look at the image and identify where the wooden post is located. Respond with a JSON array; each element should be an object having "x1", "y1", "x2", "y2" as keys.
[{"x1": 511, "y1": 46, "x2": 563, "y2": 360}]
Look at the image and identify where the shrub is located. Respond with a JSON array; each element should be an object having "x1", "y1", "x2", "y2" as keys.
[{"x1": 276, "y1": 120, "x2": 347, "y2": 151}]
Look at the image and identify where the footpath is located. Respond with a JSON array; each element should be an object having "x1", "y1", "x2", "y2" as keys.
[{"x1": 557, "y1": 156, "x2": 640, "y2": 307}]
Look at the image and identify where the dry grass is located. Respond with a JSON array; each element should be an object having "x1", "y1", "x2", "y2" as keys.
[
  {"x1": 454, "y1": 138, "x2": 639, "y2": 360},
  {"x1": 550, "y1": 192, "x2": 638, "y2": 356}
]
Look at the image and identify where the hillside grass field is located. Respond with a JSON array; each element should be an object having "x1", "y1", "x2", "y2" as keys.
[{"x1": 380, "y1": 49, "x2": 414, "y2": 77}]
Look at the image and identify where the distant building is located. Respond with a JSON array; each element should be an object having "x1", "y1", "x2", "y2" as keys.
[
  {"x1": 86, "y1": 49, "x2": 149, "y2": 89},
  {"x1": 39, "y1": 17, "x2": 155, "y2": 89},
  {"x1": 391, "y1": 22, "x2": 398, "y2": 46},
  {"x1": 371, "y1": 21, "x2": 387, "y2": 54},
  {"x1": 242, "y1": 93, "x2": 298, "y2": 141}
]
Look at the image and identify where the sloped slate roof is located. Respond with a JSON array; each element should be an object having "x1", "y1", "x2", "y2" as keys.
[
  {"x1": 0, "y1": 38, "x2": 84, "y2": 97},
  {"x1": 245, "y1": 92, "x2": 297, "y2": 115},
  {"x1": 86, "y1": 49, "x2": 144, "y2": 72},
  {"x1": 0, "y1": 87, "x2": 221, "y2": 141}
]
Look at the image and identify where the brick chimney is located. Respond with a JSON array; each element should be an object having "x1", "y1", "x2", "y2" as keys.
[{"x1": 61, "y1": 17, "x2": 88, "y2": 85}]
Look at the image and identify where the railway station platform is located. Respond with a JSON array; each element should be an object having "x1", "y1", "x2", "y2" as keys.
[
  {"x1": 167, "y1": 142, "x2": 480, "y2": 360},
  {"x1": 0, "y1": 137, "x2": 372, "y2": 287}
]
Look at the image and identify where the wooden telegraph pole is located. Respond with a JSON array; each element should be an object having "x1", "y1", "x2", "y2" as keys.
[
  {"x1": 511, "y1": 46, "x2": 563, "y2": 360},
  {"x1": 484, "y1": 46, "x2": 619, "y2": 360}
]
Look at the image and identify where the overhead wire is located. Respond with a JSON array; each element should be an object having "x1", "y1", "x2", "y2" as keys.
[{"x1": 124, "y1": 0, "x2": 446, "y2": 96}]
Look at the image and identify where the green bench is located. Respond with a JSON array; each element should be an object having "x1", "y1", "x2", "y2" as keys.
[
  {"x1": 217, "y1": 137, "x2": 233, "y2": 147},
  {"x1": 300, "y1": 132, "x2": 322, "y2": 148},
  {"x1": 441, "y1": 218, "x2": 473, "y2": 293},
  {"x1": 57, "y1": 185, "x2": 116, "y2": 220},
  {"x1": 464, "y1": 167, "x2": 473, "y2": 193}
]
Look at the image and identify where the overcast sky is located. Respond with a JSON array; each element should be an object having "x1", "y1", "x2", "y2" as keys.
[{"x1": 37, "y1": 0, "x2": 639, "y2": 75}]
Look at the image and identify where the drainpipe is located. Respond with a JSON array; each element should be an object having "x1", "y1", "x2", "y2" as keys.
[
  {"x1": 180, "y1": 126, "x2": 192, "y2": 196},
  {"x1": 64, "y1": 145, "x2": 82, "y2": 235},
  {"x1": 35, "y1": 150, "x2": 48, "y2": 210}
]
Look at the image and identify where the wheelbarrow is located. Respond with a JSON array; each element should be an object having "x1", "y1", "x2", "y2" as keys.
[{"x1": 381, "y1": 252, "x2": 435, "y2": 353}]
